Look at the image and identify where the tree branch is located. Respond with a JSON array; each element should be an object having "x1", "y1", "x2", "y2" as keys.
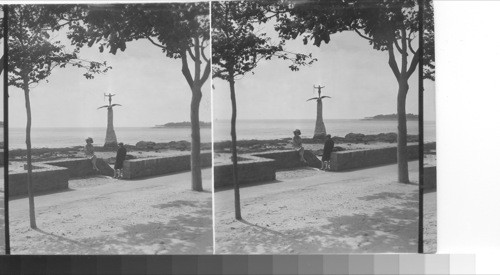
[
  {"x1": 394, "y1": 39, "x2": 403, "y2": 54},
  {"x1": 387, "y1": 44, "x2": 400, "y2": 80},
  {"x1": 187, "y1": 46, "x2": 196, "y2": 62},
  {"x1": 194, "y1": 37, "x2": 201, "y2": 82},
  {"x1": 200, "y1": 58, "x2": 211, "y2": 85},
  {"x1": 201, "y1": 46, "x2": 209, "y2": 63},
  {"x1": 408, "y1": 38, "x2": 416, "y2": 55},
  {"x1": 354, "y1": 29, "x2": 373, "y2": 42},
  {"x1": 146, "y1": 36, "x2": 166, "y2": 49},
  {"x1": 406, "y1": 47, "x2": 420, "y2": 77},
  {"x1": 181, "y1": 52, "x2": 194, "y2": 88},
  {"x1": 401, "y1": 28, "x2": 408, "y2": 74}
]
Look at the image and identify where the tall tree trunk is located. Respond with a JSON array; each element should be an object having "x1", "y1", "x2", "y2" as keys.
[
  {"x1": 397, "y1": 78, "x2": 410, "y2": 183},
  {"x1": 23, "y1": 78, "x2": 37, "y2": 229},
  {"x1": 313, "y1": 99, "x2": 326, "y2": 139},
  {"x1": 229, "y1": 76, "x2": 241, "y2": 220},
  {"x1": 190, "y1": 84, "x2": 203, "y2": 191},
  {"x1": 0, "y1": 55, "x2": 4, "y2": 75}
]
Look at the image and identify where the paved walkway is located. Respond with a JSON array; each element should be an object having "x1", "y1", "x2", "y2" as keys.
[
  {"x1": 424, "y1": 191, "x2": 437, "y2": 253},
  {"x1": 215, "y1": 161, "x2": 419, "y2": 254},
  {"x1": 9, "y1": 169, "x2": 212, "y2": 254}
]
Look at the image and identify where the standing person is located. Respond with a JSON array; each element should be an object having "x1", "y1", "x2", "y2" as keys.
[
  {"x1": 321, "y1": 134, "x2": 334, "y2": 170},
  {"x1": 292, "y1": 129, "x2": 307, "y2": 163},
  {"x1": 114, "y1": 142, "x2": 127, "y2": 179},
  {"x1": 85, "y1": 137, "x2": 99, "y2": 171}
]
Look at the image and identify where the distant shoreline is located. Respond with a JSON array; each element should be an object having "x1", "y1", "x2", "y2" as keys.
[
  {"x1": 362, "y1": 114, "x2": 419, "y2": 121},
  {"x1": 154, "y1": 121, "x2": 211, "y2": 128}
]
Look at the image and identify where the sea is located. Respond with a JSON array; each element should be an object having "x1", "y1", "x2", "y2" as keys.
[
  {"x1": 7, "y1": 119, "x2": 436, "y2": 149},
  {"x1": 213, "y1": 119, "x2": 436, "y2": 142},
  {"x1": 8, "y1": 127, "x2": 211, "y2": 150}
]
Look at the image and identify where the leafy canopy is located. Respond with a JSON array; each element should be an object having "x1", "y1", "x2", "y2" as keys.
[
  {"x1": 8, "y1": 5, "x2": 110, "y2": 89},
  {"x1": 66, "y1": 3, "x2": 210, "y2": 89},
  {"x1": 67, "y1": 3, "x2": 208, "y2": 58},
  {"x1": 212, "y1": 0, "x2": 315, "y2": 81},
  {"x1": 274, "y1": 0, "x2": 435, "y2": 80}
]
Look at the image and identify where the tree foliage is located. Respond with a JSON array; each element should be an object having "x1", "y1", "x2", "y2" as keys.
[
  {"x1": 8, "y1": 5, "x2": 109, "y2": 89},
  {"x1": 66, "y1": 3, "x2": 210, "y2": 86},
  {"x1": 212, "y1": 1, "x2": 314, "y2": 81},
  {"x1": 274, "y1": 0, "x2": 435, "y2": 81}
]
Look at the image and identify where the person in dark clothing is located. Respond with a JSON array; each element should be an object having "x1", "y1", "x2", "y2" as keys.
[
  {"x1": 321, "y1": 134, "x2": 334, "y2": 170},
  {"x1": 114, "y1": 142, "x2": 127, "y2": 179}
]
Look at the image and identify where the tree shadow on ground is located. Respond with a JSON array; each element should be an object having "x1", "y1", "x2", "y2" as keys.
[
  {"x1": 9, "y1": 188, "x2": 75, "y2": 201},
  {"x1": 218, "y1": 191, "x2": 418, "y2": 254},
  {"x1": 215, "y1": 180, "x2": 283, "y2": 192},
  {"x1": 19, "y1": 199, "x2": 213, "y2": 254},
  {"x1": 238, "y1": 219, "x2": 287, "y2": 237},
  {"x1": 358, "y1": 189, "x2": 418, "y2": 203},
  {"x1": 126, "y1": 167, "x2": 211, "y2": 182},
  {"x1": 153, "y1": 200, "x2": 200, "y2": 209}
]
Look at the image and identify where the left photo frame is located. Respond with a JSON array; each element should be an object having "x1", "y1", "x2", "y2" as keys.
[{"x1": 4, "y1": 3, "x2": 213, "y2": 254}]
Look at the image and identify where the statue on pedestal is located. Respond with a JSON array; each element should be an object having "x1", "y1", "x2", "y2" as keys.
[
  {"x1": 307, "y1": 85, "x2": 331, "y2": 140},
  {"x1": 98, "y1": 93, "x2": 121, "y2": 148}
]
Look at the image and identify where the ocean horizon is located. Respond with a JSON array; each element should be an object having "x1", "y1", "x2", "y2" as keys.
[
  {"x1": 7, "y1": 119, "x2": 436, "y2": 149},
  {"x1": 214, "y1": 119, "x2": 435, "y2": 143},
  {"x1": 8, "y1": 126, "x2": 211, "y2": 150}
]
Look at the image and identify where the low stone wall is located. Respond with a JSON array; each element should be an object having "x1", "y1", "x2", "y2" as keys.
[
  {"x1": 9, "y1": 158, "x2": 114, "y2": 197},
  {"x1": 424, "y1": 165, "x2": 437, "y2": 191},
  {"x1": 44, "y1": 158, "x2": 114, "y2": 177},
  {"x1": 214, "y1": 150, "x2": 321, "y2": 189},
  {"x1": 330, "y1": 143, "x2": 419, "y2": 171},
  {"x1": 214, "y1": 155, "x2": 276, "y2": 189},
  {"x1": 122, "y1": 151, "x2": 212, "y2": 179},
  {"x1": 252, "y1": 150, "x2": 322, "y2": 170},
  {"x1": 9, "y1": 163, "x2": 69, "y2": 197}
]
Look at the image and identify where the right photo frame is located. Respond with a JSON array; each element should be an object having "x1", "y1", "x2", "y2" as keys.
[{"x1": 211, "y1": 0, "x2": 436, "y2": 254}]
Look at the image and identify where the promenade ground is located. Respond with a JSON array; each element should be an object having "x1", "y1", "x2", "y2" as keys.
[
  {"x1": 424, "y1": 191, "x2": 437, "y2": 253},
  {"x1": 9, "y1": 169, "x2": 212, "y2": 254},
  {"x1": 215, "y1": 161, "x2": 420, "y2": 254}
]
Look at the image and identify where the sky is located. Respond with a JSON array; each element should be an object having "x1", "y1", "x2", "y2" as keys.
[
  {"x1": 8, "y1": 34, "x2": 211, "y2": 128},
  {"x1": 213, "y1": 27, "x2": 436, "y2": 122},
  {"x1": 6, "y1": 7, "x2": 436, "y2": 128}
]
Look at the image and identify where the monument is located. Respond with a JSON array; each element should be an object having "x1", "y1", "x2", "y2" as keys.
[
  {"x1": 98, "y1": 93, "x2": 121, "y2": 148},
  {"x1": 307, "y1": 85, "x2": 331, "y2": 139}
]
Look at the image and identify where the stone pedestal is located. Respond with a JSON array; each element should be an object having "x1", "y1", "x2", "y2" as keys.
[
  {"x1": 104, "y1": 107, "x2": 118, "y2": 149},
  {"x1": 313, "y1": 99, "x2": 326, "y2": 139}
]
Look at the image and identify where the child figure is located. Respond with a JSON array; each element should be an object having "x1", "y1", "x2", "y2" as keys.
[
  {"x1": 321, "y1": 134, "x2": 334, "y2": 170},
  {"x1": 114, "y1": 142, "x2": 127, "y2": 179}
]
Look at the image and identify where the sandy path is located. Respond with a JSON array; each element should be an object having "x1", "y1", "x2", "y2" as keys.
[
  {"x1": 424, "y1": 191, "x2": 437, "y2": 253},
  {"x1": 9, "y1": 169, "x2": 213, "y2": 255},
  {"x1": 215, "y1": 161, "x2": 419, "y2": 254}
]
